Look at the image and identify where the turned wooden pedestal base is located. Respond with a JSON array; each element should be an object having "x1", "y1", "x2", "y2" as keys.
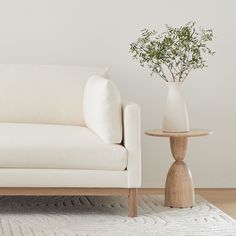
[
  {"x1": 145, "y1": 129, "x2": 213, "y2": 208},
  {"x1": 165, "y1": 137, "x2": 194, "y2": 207}
]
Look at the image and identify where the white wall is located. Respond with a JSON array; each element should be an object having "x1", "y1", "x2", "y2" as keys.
[{"x1": 0, "y1": 0, "x2": 235, "y2": 187}]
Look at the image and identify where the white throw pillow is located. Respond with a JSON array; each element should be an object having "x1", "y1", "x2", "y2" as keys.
[{"x1": 83, "y1": 75, "x2": 122, "y2": 144}]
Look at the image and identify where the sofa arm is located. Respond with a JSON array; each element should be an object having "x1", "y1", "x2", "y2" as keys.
[{"x1": 123, "y1": 100, "x2": 141, "y2": 187}]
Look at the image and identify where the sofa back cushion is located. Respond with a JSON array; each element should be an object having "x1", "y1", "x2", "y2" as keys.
[
  {"x1": 83, "y1": 75, "x2": 122, "y2": 144},
  {"x1": 0, "y1": 64, "x2": 109, "y2": 126}
]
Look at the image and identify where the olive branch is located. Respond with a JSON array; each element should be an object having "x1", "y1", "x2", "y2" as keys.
[{"x1": 130, "y1": 21, "x2": 215, "y2": 82}]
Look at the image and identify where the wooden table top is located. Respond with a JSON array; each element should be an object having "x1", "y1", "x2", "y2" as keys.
[{"x1": 145, "y1": 129, "x2": 213, "y2": 138}]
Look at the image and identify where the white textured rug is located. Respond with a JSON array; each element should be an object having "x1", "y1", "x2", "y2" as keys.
[{"x1": 0, "y1": 195, "x2": 235, "y2": 236}]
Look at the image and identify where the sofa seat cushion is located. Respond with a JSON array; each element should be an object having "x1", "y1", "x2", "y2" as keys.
[{"x1": 0, "y1": 123, "x2": 127, "y2": 171}]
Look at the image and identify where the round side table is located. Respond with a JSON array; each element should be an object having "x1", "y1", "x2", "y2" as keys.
[{"x1": 145, "y1": 129, "x2": 213, "y2": 208}]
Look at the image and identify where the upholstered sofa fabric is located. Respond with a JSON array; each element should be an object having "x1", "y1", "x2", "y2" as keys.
[
  {"x1": 83, "y1": 75, "x2": 122, "y2": 144},
  {"x1": 0, "y1": 169, "x2": 129, "y2": 187},
  {"x1": 123, "y1": 101, "x2": 141, "y2": 187},
  {"x1": 0, "y1": 64, "x2": 109, "y2": 126},
  {"x1": 0, "y1": 64, "x2": 141, "y2": 189},
  {"x1": 0, "y1": 123, "x2": 127, "y2": 171}
]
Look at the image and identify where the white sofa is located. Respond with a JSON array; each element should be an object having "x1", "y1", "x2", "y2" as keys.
[{"x1": 0, "y1": 64, "x2": 141, "y2": 217}]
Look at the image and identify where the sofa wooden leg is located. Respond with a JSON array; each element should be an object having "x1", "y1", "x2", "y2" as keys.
[{"x1": 128, "y1": 188, "x2": 138, "y2": 217}]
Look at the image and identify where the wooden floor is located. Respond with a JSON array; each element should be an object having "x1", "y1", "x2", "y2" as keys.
[{"x1": 140, "y1": 188, "x2": 236, "y2": 219}]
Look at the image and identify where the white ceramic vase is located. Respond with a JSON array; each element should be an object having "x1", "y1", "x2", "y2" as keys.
[{"x1": 162, "y1": 82, "x2": 190, "y2": 132}]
